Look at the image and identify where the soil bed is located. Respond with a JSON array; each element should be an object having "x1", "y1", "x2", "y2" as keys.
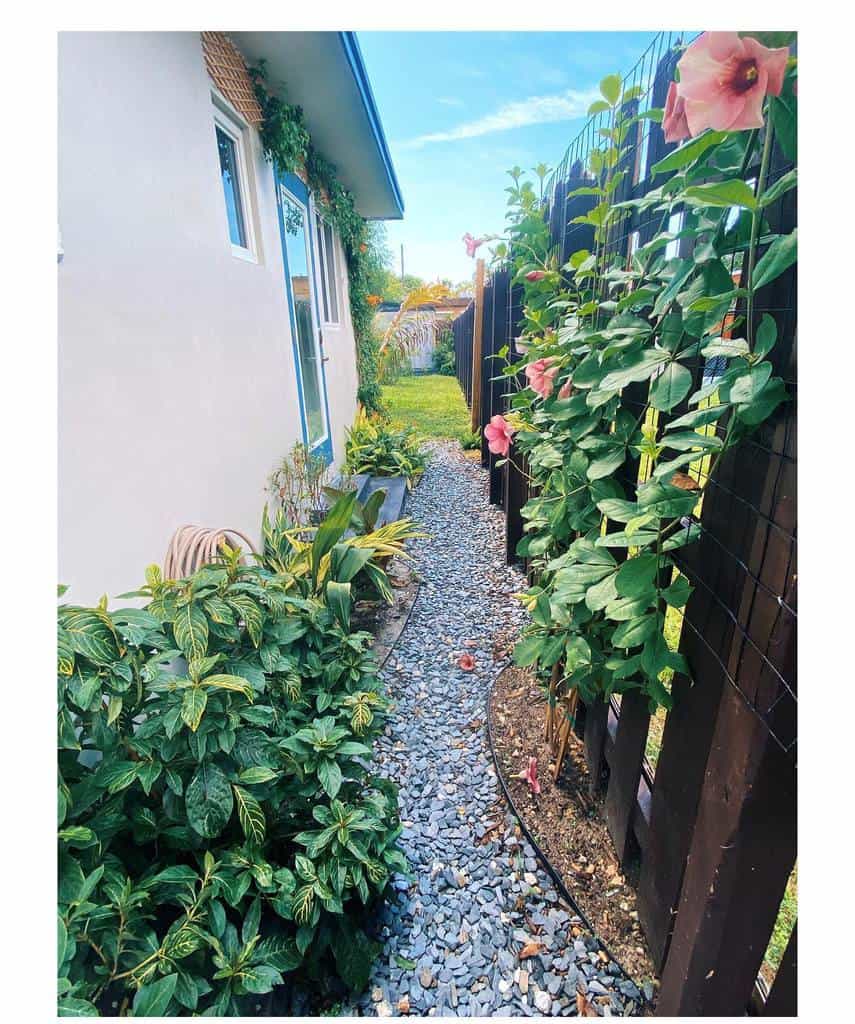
[
  {"x1": 489, "y1": 664, "x2": 658, "y2": 994},
  {"x1": 352, "y1": 557, "x2": 420, "y2": 667}
]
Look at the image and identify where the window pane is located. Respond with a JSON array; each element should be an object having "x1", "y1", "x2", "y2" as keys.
[
  {"x1": 216, "y1": 126, "x2": 247, "y2": 248},
  {"x1": 282, "y1": 193, "x2": 325, "y2": 446},
  {"x1": 315, "y1": 219, "x2": 330, "y2": 322},
  {"x1": 323, "y1": 224, "x2": 339, "y2": 322}
]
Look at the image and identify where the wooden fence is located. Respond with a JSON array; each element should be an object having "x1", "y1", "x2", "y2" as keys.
[{"x1": 451, "y1": 31, "x2": 796, "y2": 1018}]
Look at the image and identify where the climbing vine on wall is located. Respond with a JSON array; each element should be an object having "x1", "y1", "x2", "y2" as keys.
[
  {"x1": 480, "y1": 33, "x2": 797, "y2": 718},
  {"x1": 250, "y1": 62, "x2": 383, "y2": 414}
]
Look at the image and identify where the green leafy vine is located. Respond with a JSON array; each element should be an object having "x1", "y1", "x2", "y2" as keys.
[
  {"x1": 486, "y1": 40, "x2": 797, "y2": 719},
  {"x1": 250, "y1": 62, "x2": 383, "y2": 414}
]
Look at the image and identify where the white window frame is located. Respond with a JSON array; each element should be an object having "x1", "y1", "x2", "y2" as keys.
[
  {"x1": 311, "y1": 211, "x2": 341, "y2": 326},
  {"x1": 212, "y1": 94, "x2": 258, "y2": 263}
]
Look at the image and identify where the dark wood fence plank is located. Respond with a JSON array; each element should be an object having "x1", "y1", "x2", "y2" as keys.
[
  {"x1": 488, "y1": 270, "x2": 510, "y2": 506},
  {"x1": 655, "y1": 677, "x2": 796, "y2": 1017},
  {"x1": 603, "y1": 690, "x2": 649, "y2": 865}
]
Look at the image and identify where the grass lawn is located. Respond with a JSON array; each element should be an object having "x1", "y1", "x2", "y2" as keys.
[{"x1": 382, "y1": 374, "x2": 473, "y2": 442}]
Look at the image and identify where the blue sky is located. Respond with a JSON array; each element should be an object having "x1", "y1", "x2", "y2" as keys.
[{"x1": 358, "y1": 31, "x2": 661, "y2": 285}]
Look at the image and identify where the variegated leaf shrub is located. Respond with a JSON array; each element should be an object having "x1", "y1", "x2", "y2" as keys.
[{"x1": 58, "y1": 497, "x2": 406, "y2": 1016}]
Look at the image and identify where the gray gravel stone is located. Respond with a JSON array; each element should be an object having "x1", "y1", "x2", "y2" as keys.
[{"x1": 356, "y1": 443, "x2": 640, "y2": 1017}]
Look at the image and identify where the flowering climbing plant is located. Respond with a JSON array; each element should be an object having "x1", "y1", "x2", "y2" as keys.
[{"x1": 483, "y1": 32, "x2": 797, "y2": 714}]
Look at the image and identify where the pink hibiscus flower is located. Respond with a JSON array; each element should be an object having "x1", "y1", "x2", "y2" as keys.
[
  {"x1": 525, "y1": 357, "x2": 560, "y2": 399},
  {"x1": 557, "y1": 378, "x2": 574, "y2": 400},
  {"x1": 523, "y1": 757, "x2": 541, "y2": 795},
  {"x1": 457, "y1": 653, "x2": 476, "y2": 672},
  {"x1": 675, "y1": 32, "x2": 789, "y2": 136},
  {"x1": 462, "y1": 233, "x2": 484, "y2": 258},
  {"x1": 525, "y1": 270, "x2": 547, "y2": 282},
  {"x1": 663, "y1": 81, "x2": 691, "y2": 144},
  {"x1": 483, "y1": 415, "x2": 516, "y2": 457}
]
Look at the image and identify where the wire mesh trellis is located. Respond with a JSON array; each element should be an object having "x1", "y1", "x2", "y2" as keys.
[{"x1": 535, "y1": 32, "x2": 797, "y2": 759}]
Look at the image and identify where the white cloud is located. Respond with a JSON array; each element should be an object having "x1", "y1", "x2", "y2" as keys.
[{"x1": 397, "y1": 86, "x2": 599, "y2": 149}]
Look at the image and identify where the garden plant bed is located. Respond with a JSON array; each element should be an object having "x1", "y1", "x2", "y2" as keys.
[
  {"x1": 353, "y1": 557, "x2": 421, "y2": 668},
  {"x1": 489, "y1": 664, "x2": 658, "y2": 995}
]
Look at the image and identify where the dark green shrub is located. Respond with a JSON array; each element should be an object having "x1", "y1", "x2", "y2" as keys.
[
  {"x1": 432, "y1": 329, "x2": 456, "y2": 376},
  {"x1": 58, "y1": 499, "x2": 406, "y2": 1016}
]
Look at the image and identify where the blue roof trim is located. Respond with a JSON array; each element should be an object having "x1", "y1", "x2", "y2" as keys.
[{"x1": 338, "y1": 31, "x2": 404, "y2": 219}]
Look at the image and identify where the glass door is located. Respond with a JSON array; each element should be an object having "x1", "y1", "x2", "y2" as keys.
[{"x1": 276, "y1": 173, "x2": 332, "y2": 462}]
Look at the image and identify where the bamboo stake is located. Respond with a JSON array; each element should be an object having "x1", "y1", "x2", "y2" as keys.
[
  {"x1": 470, "y1": 258, "x2": 486, "y2": 433},
  {"x1": 545, "y1": 661, "x2": 561, "y2": 744},
  {"x1": 553, "y1": 689, "x2": 580, "y2": 781}
]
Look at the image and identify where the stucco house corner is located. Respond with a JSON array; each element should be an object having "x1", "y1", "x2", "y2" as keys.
[{"x1": 58, "y1": 31, "x2": 403, "y2": 603}]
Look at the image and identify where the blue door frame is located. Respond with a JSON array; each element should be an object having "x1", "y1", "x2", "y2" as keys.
[{"x1": 274, "y1": 169, "x2": 334, "y2": 464}]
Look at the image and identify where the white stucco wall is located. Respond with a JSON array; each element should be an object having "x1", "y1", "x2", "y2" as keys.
[{"x1": 58, "y1": 32, "x2": 359, "y2": 604}]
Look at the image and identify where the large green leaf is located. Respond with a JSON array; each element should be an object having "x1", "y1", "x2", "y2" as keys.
[
  {"x1": 612, "y1": 614, "x2": 658, "y2": 649},
  {"x1": 662, "y1": 574, "x2": 692, "y2": 607},
  {"x1": 650, "y1": 131, "x2": 728, "y2": 176},
  {"x1": 605, "y1": 591, "x2": 657, "y2": 621},
  {"x1": 752, "y1": 229, "x2": 797, "y2": 291},
  {"x1": 58, "y1": 997, "x2": 99, "y2": 1017},
  {"x1": 587, "y1": 446, "x2": 627, "y2": 481},
  {"x1": 650, "y1": 362, "x2": 692, "y2": 411},
  {"x1": 585, "y1": 571, "x2": 618, "y2": 612},
  {"x1": 62, "y1": 609, "x2": 119, "y2": 666},
  {"x1": 312, "y1": 492, "x2": 358, "y2": 581},
  {"x1": 132, "y1": 973, "x2": 178, "y2": 1017},
  {"x1": 329, "y1": 544, "x2": 374, "y2": 584},
  {"x1": 683, "y1": 179, "x2": 757, "y2": 210},
  {"x1": 173, "y1": 602, "x2": 208, "y2": 661},
  {"x1": 514, "y1": 634, "x2": 546, "y2": 667},
  {"x1": 326, "y1": 580, "x2": 352, "y2": 631},
  {"x1": 181, "y1": 687, "x2": 207, "y2": 732},
  {"x1": 770, "y1": 90, "x2": 797, "y2": 162},
  {"x1": 615, "y1": 554, "x2": 659, "y2": 598},
  {"x1": 734, "y1": 377, "x2": 788, "y2": 425},
  {"x1": 185, "y1": 762, "x2": 233, "y2": 839},
  {"x1": 599, "y1": 349, "x2": 669, "y2": 391},
  {"x1": 729, "y1": 362, "x2": 773, "y2": 404},
  {"x1": 233, "y1": 785, "x2": 266, "y2": 844},
  {"x1": 317, "y1": 758, "x2": 343, "y2": 800}
]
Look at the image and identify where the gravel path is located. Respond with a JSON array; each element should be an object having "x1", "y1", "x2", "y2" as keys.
[{"x1": 352, "y1": 442, "x2": 641, "y2": 1018}]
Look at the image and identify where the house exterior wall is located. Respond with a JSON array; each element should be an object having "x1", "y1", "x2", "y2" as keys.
[{"x1": 58, "y1": 32, "x2": 359, "y2": 604}]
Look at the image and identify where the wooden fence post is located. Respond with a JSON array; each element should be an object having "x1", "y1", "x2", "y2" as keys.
[
  {"x1": 479, "y1": 278, "x2": 495, "y2": 469},
  {"x1": 470, "y1": 259, "x2": 485, "y2": 433}
]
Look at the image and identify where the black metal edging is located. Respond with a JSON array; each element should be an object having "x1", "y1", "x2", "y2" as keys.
[{"x1": 485, "y1": 671, "x2": 654, "y2": 1012}]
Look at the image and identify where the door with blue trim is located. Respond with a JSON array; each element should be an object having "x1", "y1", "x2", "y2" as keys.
[{"x1": 276, "y1": 171, "x2": 333, "y2": 463}]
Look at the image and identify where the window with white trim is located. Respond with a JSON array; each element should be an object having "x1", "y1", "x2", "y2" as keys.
[
  {"x1": 213, "y1": 104, "x2": 256, "y2": 260},
  {"x1": 314, "y1": 217, "x2": 340, "y2": 324}
]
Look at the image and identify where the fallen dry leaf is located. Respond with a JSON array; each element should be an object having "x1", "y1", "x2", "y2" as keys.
[
  {"x1": 671, "y1": 470, "x2": 701, "y2": 491},
  {"x1": 576, "y1": 989, "x2": 599, "y2": 1017},
  {"x1": 518, "y1": 941, "x2": 546, "y2": 959},
  {"x1": 397, "y1": 995, "x2": 410, "y2": 1014}
]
